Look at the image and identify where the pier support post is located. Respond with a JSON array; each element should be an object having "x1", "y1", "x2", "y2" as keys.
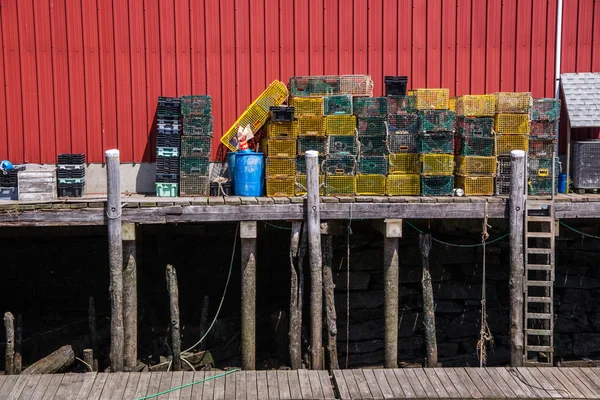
[
  {"x1": 306, "y1": 150, "x2": 323, "y2": 370},
  {"x1": 241, "y1": 221, "x2": 257, "y2": 370},
  {"x1": 4, "y1": 312, "x2": 15, "y2": 375},
  {"x1": 321, "y1": 225, "x2": 339, "y2": 371},
  {"x1": 420, "y1": 233, "x2": 438, "y2": 367},
  {"x1": 289, "y1": 221, "x2": 303, "y2": 370},
  {"x1": 122, "y1": 223, "x2": 138, "y2": 370},
  {"x1": 106, "y1": 149, "x2": 124, "y2": 372},
  {"x1": 166, "y1": 265, "x2": 181, "y2": 371},
  {"x1": 509, "y1": 150, "x2": 526, "y2": 367}
]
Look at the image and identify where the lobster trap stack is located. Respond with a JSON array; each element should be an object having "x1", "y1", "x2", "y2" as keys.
[
  {"x1": 528, "y1": 98, "x2": 561, "y2": 195},
  {"x1": 156, "y1": 97, "x2": 181, "y2": 197},
  {"x1": 454, "y1": 95, "x2": 497, "y2": 196},
  {"x1": 179, "y1": 96, "x2": 213, "y2": 196}
]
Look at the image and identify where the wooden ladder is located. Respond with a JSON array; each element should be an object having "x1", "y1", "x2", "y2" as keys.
[{"x1": 523, "y1": 201, "x2": 555, "y2": 366}]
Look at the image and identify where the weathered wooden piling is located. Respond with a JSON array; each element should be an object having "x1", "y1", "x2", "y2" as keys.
[
  {"x1": 88, "y1": 296, "x2": 99, "y2": 370},
  {"x1": 306, "y1": 150, "x2": 323, "y2": 370},
  {"x1": 241, "y1": 221, "x2": 257, "y2": 370},
  {"x1": 289, "y1": 221, "x2": 303, "y2": 369},
  {"x1": 106, "y1": 149, "x2": 124, "y2": 372},
  {"x1": 122, "y1": 222, "x2": 138, "y2": 370},
  {"x1": 166, "y1": 264, "x2": 181, "y2": 371},
  {"x1": 509, "y1": 149, "x2": 526, "y2": 367},
  {"x1": 15, "y1": 314, "x2": 22, "y2": 374},
  {"x1": 4, "y1": 312, "x2": 15, "y2": 375},
  {"x1": 82, "y1": 349, "x2": 95, "y2": 372},
  {"x1": 199, "y1": 295, "x2": 210, "y2": 351},
  {"x1": 321, "y1": 230, "x2": 339, "y2": 370},
  {"x1": 420, "y1": 233, "x2": 438, "y2": 367}
]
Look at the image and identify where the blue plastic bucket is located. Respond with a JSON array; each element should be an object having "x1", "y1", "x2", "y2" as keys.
[
  {"x1": 558, "y1": 173, "x2": 567, "y2": 193},
  {"x1": 234, "y1": 152, "x2": 265, "y2": 196},
  {"x1": 227, "y1": 152, "x2": 237, "y2": 187}
]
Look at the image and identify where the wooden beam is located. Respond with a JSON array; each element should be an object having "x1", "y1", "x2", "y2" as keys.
[
  {"x1": 373, "y1": 219, "x2": 403, "y2": 238},
  {"x1": 509, "y1": 150, "x2": 526, "y2": 367},
  {"x1": 122, "y1": 223, "x2": 137, "y2": 371},
  {"x1": 241, "y1": 221, "x2": 257, "y2": 370}
]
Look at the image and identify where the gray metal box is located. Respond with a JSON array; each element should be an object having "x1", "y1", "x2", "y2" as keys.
[{"x1": 572, "y1": 140, "x2": 600, "y2": 189}]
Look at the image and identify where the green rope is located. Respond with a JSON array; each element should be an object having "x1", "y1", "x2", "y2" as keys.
[
  {"x1": 136, "y1": 368, "x2": 240, "y2": 400},
  {"x1": 264, "y1": 221, "x2": 292, "y2": 230},
  {"x1": 560, "y1": 221, "x2": 600, "y2": 240},
  {"x1": 404, "y1": 221, "x2": 509, "y2": 248}
]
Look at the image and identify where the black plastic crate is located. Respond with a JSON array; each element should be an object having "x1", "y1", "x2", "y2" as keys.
[
  {"x1": 57, "y1": 168, "x2": 85, "y2": 179},
  {"x1": 385, "y1": 76, "x2": 408, "y2": 96},
  {"x1": 0, "y1": 186, "x2": 17, "y2": 200},
  {"x1": 58, "y1": 153, "x2": 85, "y2": 165},
  {"x1": 210, "y1": 182, "x2": 232, "y2": 196},
  {"x1": 156, "y1": 132, "x2": 182, "y2": 147},
  {"x1": 0, "y1": 168, "x2": 22, "y2": 187},
  {"x1": 57, "y1": 183, "x2": 85, "y2": 198},
  {"x1": 270, "y1": 106, "x2": 294, "y2": 122},
  {"x1": 156, "y1": 156, "x2": 181, "y2": 174},
  {"x1": 156, "y1": 173, "x2": 180, "y2": 183}
]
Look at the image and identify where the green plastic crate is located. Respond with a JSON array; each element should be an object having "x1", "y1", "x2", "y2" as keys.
[
  {"x1": 156, "y1": 183, "x2": 179, "y2": 197},
  {"x1": 157, "y1": 147, "x2": 180, "y2": 157},
  {"x1": 421, "y1": 176, "x2": 454, "y2": 196},
  {"x1": 354, "y1": 97, "x2": 388, "y2": 117},
  {"x1": 323, "y1": 95, "x2": 353, "y2": 115},
  {"x1": 58, "y1": 177, "x2": 85, "y2": 185},
  {"x1": 180, "y1": 156, "x2": 210, "y2": 175},
  {"x1": 418, "y1": 132, "x2": 454, "y2": 154},
  {"x1": 357, "y1": 155, "x2": 388, "y2": 175},
  {"x1": 181, "y1": 136, "x2": 212, "y2": 157},
  {"x1": 418, "y1": 110, "x2": 456, "y2": 132}
]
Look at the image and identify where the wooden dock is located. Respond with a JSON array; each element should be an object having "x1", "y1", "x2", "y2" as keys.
[{"x1": 2, "y1": 367, "x2": 600, "y2": 399}]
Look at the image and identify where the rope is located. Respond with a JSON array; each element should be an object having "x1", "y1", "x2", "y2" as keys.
[
  {"x1": 477, "y1": 202, "x2": 493, "y2": 368},
  {"x1": 559, "y1": 221, "x2": 600, "y2": 240},
  {"x1": 264, "y1": 221, "x2": 292, "y2": 230},
  {"x1": 212, "y1": 176, "x2": 230, "y2": 197},
  {"x1": 136, "y1": 368, "x2": 240, "y2": 400},
  {"x1": 404, "y1": 220, "x2": 509, "y2": 247}
]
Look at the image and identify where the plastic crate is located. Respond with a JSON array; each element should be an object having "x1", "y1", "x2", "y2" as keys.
[
  {"x1": 356, "y1": 174, "x2": 386, "y2": 195},
  {"x1": 0, "y1": 169, "x2": 20, "y2": 187},
  {"x1": 419, "y1": 154, "x2": 454, "y2": 176},
  {"x1": 448, "y1": 97, "x2": 457, "y2": 112},
  {"x1": 325, "y1": 115, "x2": 357, "y2": 136},
  {"x1": 180, "y1": 174, "x2": 210, "y2": 196},
  {"x1": 357, "y1": 155, "x2": 388, "y2": 175},
  {"x1": 530, "y1": 121, "x2": 557, "y2": 139},
  {"x1": 353, "y1": 97, "x2": 388, "y2": 117},
  {"x1": 456, "y1": 176, "x2": 494, "y2": 196},
  {"x1": 418, "y1": 132, "x2": 455, "y2": 154},
  {"x1": 263, "y1": 139, "x2": 297, "y2": 158},
  {"x1": 455, "y1": 156, "x2": 497, "y2": 176},
  {"x1": 298, "y1": 116, "x2": 326, "y2": 137},
  {"x1": 328, "y1": 135, "x2": 358, "y2": 155},
  {"x1": 289, "y1": 97, "x2": 324, "y2": 116},
  {"x1": 495, "y1": 92, "x2": 532, "y2": 113},
  {"x1": 181, "y1": 136, "x2": 211, "y2": 157},
  {"x1": 528, "y1": 177, "x2": 557, "y2": 195},
  {"x1": 496, "y1": 134, "x2": 528, "y2": 156},
  {"x1": 413, "y1": 89, "x2": 450, "y2": 110},
  {"x1": 0, "y1": 186, "x2": 17, "y2": 200},
  {"x1": 57, "y1": 168, "x2": 85, "y2": 179},
  {"x1": 58, "y1": 177, "x2": 85, "y2": 185},
  {"x1": 57, "y1": 184, "x2": 84, "y2": 198},
  {"x1": 296, "y1": 155, "x2": 324, "y2": 174},
  {"x1": 295, "y1": 175, "x2": 325, "y2": 196},
  {"x1": 388, "y1": 153, "x2": 419, "y2": 174},
  {"x1": 324, "y1": 155, "x2": 356, "y2": 175},
  {"x1": 182, "y1": 115, "x2": 214, "y2": 136},
  {"x1": 323, "y1": 95, "x2": 353, "y2": 115},
  {"x1": 357, "y1": 117, "x2": 387, "y2": 136},
  {"x1": 386, "y1": 174, "x2": 420, "y2": 195},
  {"x1": 265, "y1": 157, "x2": 296, "y2": 178},
  {"x1": 58, "y1": 153, "x2": 85, "y2": 165},
  {"x1": 457, "y1": 117, "x2": 494, "y2": 137},
  {"x1": 528, "y1": 156, "x2": 559, "y2": 177},
  {"x1": 210, "y1": 182, "x2": 232, "y2": 196},
  {"x1": 421, "y1": 175, "x2": 454, "y2": 196},
  {"x1": 180, "y1": 95, "x2": 211, "y2": 115},
  {"x1": 455, "y1": 135, "x2": 496, "y2": 157},
  {"x1": 387, "y1": 95, "x2": 417, "y2": 115},
  {"x1": 266, "y1": 177, "x2": 295, "y2": 197},
  {"x1": 155, "y1": 173, "x2": 179, "y2": 183},
  {"x1": 156, "y1": 183, "x2": 179, "y2": 197},
  {"x1": 221, "y1": 104, "x2": 269, "y2": 151},
  {"x1": 456, "y1": 95, "x2": 496, "y2": 117},
  {"x1": 157, "y1": 124, "x2": 180, "y2": 133},
  {"x1": 156, "y1": 156, "x2": 181, "y2": 174},
  {"x1": 298, "y1": 136, "x2": 327, "y2": 155},
  {"x1": 531, "y1": 98, "x2": 561, "y2": 121},
  {"x1": 270, "y1": 106, "x2": 294, "y2": 122},
  {"x1": 255, "y1": 80, "x2": 289, "y2": 112},
  {"x1": 384, "y1": 76, "x2": 408, "y2": 96},
  {"x1": 529, "y1": 139, "x2": 556, "y2": 158},
  {"x1": 325, "y1": 175, "x2": 356, "y2": 196},
  {"x1": 358, "y1": 134, "x2": 388, "y2": 156},
  {"x1": 388, "y1": 114, "x2": 419, "y2": 134},
  {"x1": 157, "y1": 147, "x2": 180, "y2": 157},
  {"x1": 388, "y1": 132, "x2": 418, "y2": 153},
  {"x1": 267, "y1": 121, "x2": 299, "y2": 139},
  {"x1": 180, "y1": 156, "x2": 210, "y2": 175},
  {"x1": 494, "y1": 114, "x2": 530, "y2": 134},
  {"x1": 339, "y1": 75, "x2": 374, "y2": 97},
  {"x1": 157, "y1": 132, "x2": 182, "y2": 147},
  {"x1": 418, "y1": 110, "x2": 457, "y2": 132},
  {"x1": 157, "y1": 97, "x2": 181, "y2": 117}
]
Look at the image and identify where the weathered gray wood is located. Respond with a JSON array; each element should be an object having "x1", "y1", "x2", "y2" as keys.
[
  {"x1": 319, "y1": 370, "x2": 335, "y2": 400},
  {"x1": 464, "y1": 368, "x2": 495, "y2": 399},
  {"x1": 558, "y1": 368, "x2": 597, "y2": 399},
  {"x1": 306, "y1": 151, "x2": 323, "y2": 371},
  {"x1": 122, "y1": 372, "x2": 141, "y2": 400},
  {"x1": 276, "y1": 370, "x2": 291, "y2": 400},
  {"x1": 14, "y1": 314, "x2": 21, "y2": 374},
  {"x1": 473, "y1": 368, "x2": 505, "y2": 399},
  {"x1": 143, "y1": 372, "x2": 162, "y2": 400},
  {"x1": 287, "y1": 371, "x2": 302, "y2": 400},
  {"x1": 484, "y1": 368, "x2": 517, "y2": 399},
  {"x1": 393, "y1": 369, "x2": 417, "y2": 398},
  {"x1": 298, "y1": 369, "x2": 313, "y2": 399},
  {"x1": 443, "y1": 368, "x2": 473, "y2": 399},
  {"x1": 4, "y1": 312, "x2": 15, "y2": 375},
  {"x1": 234, "y1": 370, "x2": 245, "y2": 400},
  {"x1": 321, "y1": 233, "x2": 338, "y2": 371},
  {"x1": 166, "y1": 265, "x2": 182, "y2": 371},
  {"x1": 111, "y1": 372, "x2": 131, "y2": 400},
  {"x1": 383, "y1": 236, "x2": 399, "y2": 369},
  {"x1": 362, "y1": 369, "x2": 384, "y2": 399},
  {"x1": 266, "y1": 370, "x2": 280, "y2": 400},
  {"x1": 423, "y1": 368, "x2": 449, "y2": 398},
  {"x1": 241, "y1": 221, "x2": 257, "y2": 370},
  {"x1": 289, "y1": 221, "x2": 303, "y2": 370},
  {"x1": 577, "y1": 368, "x2": 600, "y2": 396},
  {"x1": 213, "y1": 371, "x2": 226, "y2": 400},
  {"x1": 132, "y1": 373, "x2": 151, "y2": 400},
  {"x1": 381, "y1": 369, "x2": 406, "y2": 399},
  {"x1": 224, "y1": 371, "x2": 236, "y2": 400},
  {"x1": 156, "y1": 371, "x2": 173, "y2": 400},
  {"x1": 167, "y1": 371, "x2": 184, "y2": 400},
  {"x1": 6, "y1": 374, "x2": 29, "y2": 400},
  {"x1": 255, "y1": 371, "x2": 268, "y2": 400},
  {"x1": 245, "y1": 371, "x2": 258, "y2": 400},
  {"x1": 452, "y1": 368, "x2": 483, "y2": 399},
  {"x1": 509, "y1": 150, "x2": 526, "y2": 368},
  {"x1": 539, "y1": 368, "x2": 573, "y2": 398},
  {"x1": 190, "y1": 371, "x2": 205, "y2": 400},
  {"x1": 352, "y1": 369, "x2": 373, "y2": 400},
  {"x1": 514, "y1": 367, "x2": 550, "y2": 398},
  {"x1": 16, "y1": 374, "x2": 41, "y2": 400},
  {"x1": 97, "y1": 372, "x2": 119, "y2": 400},
  {"x1": 412, "y1": 369, "x2": 437, "y2": 398},
  {"x1": 419, "y1": 234, "x2": 438, "y2": 367},
  {"x1": 342, "y1": 370, "x2": 362, "y2": 400},
  {"x1": 40, "y1": 374, "x2": 64, "y2": 400},
  {"x1": 495, "y1": 367, "x2": 533, "y2": 399},
  {"x1": 177, "y1": 371, "x2": 195, "y2": 400},
  {"x1": 22, "y1": 345, "x2": 74, "y2": 375},
  {"x1": 308, "y1": 371, "x2": 325, "y2": 400},
  {"x1": 81, "y1": 349, "x2": 94, "y2": 372},
  {"x1": 332, "y1": 371, "x2": 350, "y2": 400},
  {"x1": 432, "y1": 368, "x2": 460, "y2": 399},
  {"x1": 28, "y1": 375, "x2": 52, "y2": 400},
  {"x1": 122, "y1": 223, "x2": 138, "y2": 371},
  {"x1": 106, "y1": 149, "x2": 124, "y2": 372},
  {"x1": 88, "y1": 297, "x2": 99, "y2": 371}
]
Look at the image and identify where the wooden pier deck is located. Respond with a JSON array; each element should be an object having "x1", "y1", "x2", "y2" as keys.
[{"x1": 2, "y1": 367, "x2": 600, "y2": 399}]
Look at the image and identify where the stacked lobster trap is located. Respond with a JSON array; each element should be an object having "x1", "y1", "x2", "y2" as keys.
[
  {"x1": 454, "y1": 95, "x2": 497, "y2": 196},
  {"x1": 528, "y1": 98, "x2": 561, "y2": 195},
  {"x1": 155, "y1": 97, "x2": 182, "y2": 197}
]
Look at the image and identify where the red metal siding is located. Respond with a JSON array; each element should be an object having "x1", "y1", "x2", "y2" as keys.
[{"x1": 1, "y1": 0, "x2": 599, "y2": 163}]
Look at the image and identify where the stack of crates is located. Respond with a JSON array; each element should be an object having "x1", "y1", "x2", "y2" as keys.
[
  {"x1": 179, "y1": 96, "x2": 213, "y2": 196},
  {"x1": 494, "y1": 92, "x2": 532, "y2": 195},
  {"x1": 413, "y1": 89, "x2": 455, "y2": 196},
  {"x1": 0, "y1": 166, "x2": 22, "y2": 200},
  {"x1": 454, "y1": 95, "x2": 497, "y2": 196},
  {"x1": 265, "y1": 103, "x2": 299, "y2": 196},
  {"x1": 528, "y1": 98, "x2": 561, "y2": 195},
  {"x1": 386, "y1": 94, "x2": 420, "y2": 195},
  {"x1": 57, "y1": 154, "x2": 85, "y2": 197},
  {"x1": 156, "y1": 97, "x2": 181, "y2": 197}
]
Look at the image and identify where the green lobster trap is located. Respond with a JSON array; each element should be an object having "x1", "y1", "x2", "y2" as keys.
[
  {"x1": 388, "y1": 132, "x2": 418, "y2": 153},
  {"x1": 324, "y1": 155, "x2": 356, "y2": 175},
  {"x1": 328, "y1": 135, "x2": 358, "y2": 155},
  {"x1": 298, "y1": 136, "x2": 327, "y2": 155},
  {"x1": 528, "y1": 156, "x2": 559, "y2": 177},
  {"x1": 455, "y1": 135, "x2": 496, "y2": 157},
  {"x1": 418, "y1": 110, "x2": 457, "y2": 132},
  {"x1": 296, "y1": 155, "x2": 324, "y2": 174},
  {"x1": 530, "y1": 121, "x2": 557, "y2": 139},
  {"x1": 353, "y1": 97, "x2": 388, "y2": 117},
  {"x1": 180, "y1": 156, "x2": 210, "y2": 175},
  {"x1": 387, "y1": 95, "x2": 417, "y2": 115},
  {"x1": 388, "y1": 114, "x2": 419, "y2": 134},
  {"x1": 357, "y1": 117, "x2": 388, "y2": 136},
  {"x1": 182, "y1": 115, "x2": 214, "y2": 136},
  {"x1": 180, "y1": 95, "x2": 211, "y2": 115},
  {"x1": 359, "y1": 134, "x2": 388, "y2": 156},
  {"x1": 357, "y1": 155, "x2": 388, "y2": 175},
  {"x1": 457, "y1": 116, "x2": 494, "y2": 137},
  {"x1": 531, "y1": 98, "x2": 561, "y2": 121},
  {"x1": 529, "y1": 139, "x2": 555, "y2": 158},
  {"x1": 181, "y1": 136, "x2": 212, "y2": 157},
  {"x1": 356, "y1": 174, "x2": 386, "y2": 195},
  {"x1": 418, "y1": 132, "x2": 455, "y2": 154},
  {"x1": 324, "y1": 95, "x2": 353, "y2": 115},
  {"x1": 528, "y1": 176, "x2": 557, "y2": 195},
  {"x1": 289, "y1": 76, "x2": 341, "y2": 97},
  {"x1": 421, "y1": 175, "x2": 454, "y2": 196}
]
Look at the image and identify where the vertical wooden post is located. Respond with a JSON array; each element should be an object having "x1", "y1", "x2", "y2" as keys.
[
  {"x1": 4, "y1": 312, "x2": 15, "y2": 375},
  {"x1": 199, "y1": 295, "x2": 210, "y2": 351},
  {"x1": 241, "y1": 221, "x2": 257, "y2": 370},
  {"x1": 289, "y1": 221, "x2": 303, "y2": 370},
  {"x1": 420, "y1": 233, "x2": 438, "y2": 367},
  {"x1": 83, "y1": 349, "x2": 95, "y2": 372},
  {"x1": 321, "y1": 232, "x2": 339, "y2": 371},
  {"x1": 122, "y1": 223, "x2": 138, "y2": 370},
  {"x1": 509, "y1": 149, "x2": 526, "y2": 367},
  {"x1": 166, "y1": 264, "x2": 181, "y2": 371},
  {"x1": 106, "y1": 149, "x2": 124, "y2": 372},
  {"x1": 15, "y1": 314, "x2": 22, "y2": 373},
  {"x1": 88, "y1": 296, "x2": 98, "y2": 370},
  {"x1": 306, "y1": 150, "x2": 323, "y2": 370}
]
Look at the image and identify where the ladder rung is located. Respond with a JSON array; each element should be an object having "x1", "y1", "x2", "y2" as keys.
[
  {"x1": 527, "y1": 296, "x2": 552, "y2": 303},
  {"x1": 526, "y1": 232, "x2": 553, "y2": 238},
  {"x1": 526, "y1": 264, "x2": 553, "y2": 270},
  {"x1": 526, "y1": 216, "x2": 553, "y2": 222},
  {"x1": 526, "y1": 329, "x2": 553, "y2": 335},
  {"x1": 525, "y1": 280, "x2": 553, "y2": 287},
  {"x1": 526, "y1": 312, "x2": 552, "y2": 320},
  {"x1": 526, "y1": 345, "x2": 553, "y2": 352},
  {"x1": 527, "y1": 248, "x2": 553, "y2": 254},
  {"x1": 524, "y1": 361, "x2": 553, "y2": 367}
]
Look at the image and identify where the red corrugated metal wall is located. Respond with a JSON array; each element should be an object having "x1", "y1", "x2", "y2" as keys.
[{"x1": 1, "y1": 0, "x2": 599, "y2": 163}]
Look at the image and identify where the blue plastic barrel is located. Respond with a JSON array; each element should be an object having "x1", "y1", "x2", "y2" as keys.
[
  {"x1": 227, "y1": 152, "x2": 237, "y2": 187},
  {"x1": 558, "y1": 173, "x2": 567, "y2": 193},
  {"x1": 234, "y1": 152, "x2": 265, "y2": 196}
]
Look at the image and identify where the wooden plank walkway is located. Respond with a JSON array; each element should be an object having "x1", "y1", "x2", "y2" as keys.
[{"x1": 2, "y1": 367, "x2": 600, "y2": 399}]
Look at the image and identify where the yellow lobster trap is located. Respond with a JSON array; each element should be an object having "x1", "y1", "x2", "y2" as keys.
[{"x1": 455, "y1": 156, "x2": 497, "y2": 176}]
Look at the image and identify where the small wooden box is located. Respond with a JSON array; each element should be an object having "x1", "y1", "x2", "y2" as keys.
[{"x1": 18, "y1": 170, "x2": 57, "y2": 201}]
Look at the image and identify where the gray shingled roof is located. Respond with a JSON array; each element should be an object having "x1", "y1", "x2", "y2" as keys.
[{"x1": 561, "y1": 72, "x2": 600, "y2": 128}]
